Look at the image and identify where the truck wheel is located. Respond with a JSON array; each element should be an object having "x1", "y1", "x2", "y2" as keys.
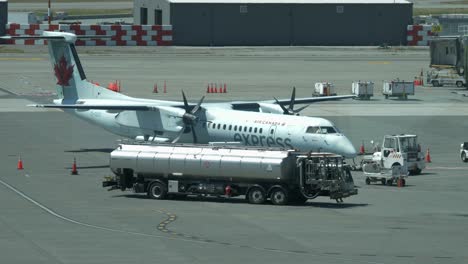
[
  {"x1": 147, "y1": 181, "x2": 167, "y2": 200},
  {"x1": 247, "y1": 186, "x2": 266, "y2": 204},
  {"x1": 432, "y1": 80, "x2": 439, "y2": 87},
  {"x1": 270, "y1": 187, "x2": 288, "y2": 205},
  {"x1": 462, "y1": 152, "x2": 468, "y2": 162},
  {"x1": 365, "y1": 177, "x2": 371, "y2": 185},
  {"x1": 413, "y1": 168, "x2": 422, "y2": 175},
  {"x1": 386, "y1": 179, "x2": 393, "y2": 186},
  {"x1": 381, "y1": 178, "x2": 386, "y2": 185},
  {"x1": 401, "y1": 179, "x2": 406, "y2": 187},
  {"x1": 456, "y1": 81, "x2": 463, "y2": 88}
]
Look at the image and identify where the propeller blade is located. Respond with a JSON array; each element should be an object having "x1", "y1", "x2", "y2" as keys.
[
  {"x1": 289, "y1": 87, "x2": 296, "y2": 111},
  {"x1": 181, "y1": 91, "x2": 189, "y2": 111},
  {"x1": 191, "y1": 95, "x2": 205, "y2": 114},
  {"x1": 273, "y1": 97, "x2": 290, "y2": 114},
  {"x1": 171, "y1": 125, "x2": 186, "y2": 143},
  {"x1": 294, "y1": 104, "x2": 309, "y2": 113},
  {"x1": 191, "y1": 125, "x2": 198, "y2": 143}
]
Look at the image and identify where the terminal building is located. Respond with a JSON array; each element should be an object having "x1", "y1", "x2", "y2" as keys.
[{"x1": 133, "y1": 0, "x2": 413, "y2": 46}]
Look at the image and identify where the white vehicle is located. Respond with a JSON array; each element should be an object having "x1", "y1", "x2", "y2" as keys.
[
  {"x1": 0, "y1": 32, "x2": 357, "y2": 157},
  {"x1": 351, "y1": 81, "x2": 374, "y2": 100},
  {"x1": 382, "y1": 80, "x2": 414, "y2": 100},
  {"x1": 313, "y1": 82, "x2": 336, "y2": 96},
  {"x1": 461, "y1": 142, "x2": 468, "y2": 162},
  {"x1": 103, "y1": 143, "x2": 358, "y2": 204},
  {"x1": 362, "y1": 134, "x2": 425, "y2": 177},
  {"x1": 427, "y1": 69, "x2": 465, "y2": 88}
]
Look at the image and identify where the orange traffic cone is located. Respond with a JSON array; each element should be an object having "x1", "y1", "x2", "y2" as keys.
[
  {"x1": 71, "y1": 157, "x2": 78, "y2": 175},
  {"x1": 425, "y1": 148, "x2": 432, "y2": 163},
  {"x1": 359, "y1": 141, "x2": 365, "y2": 155},
  {"x1": 17, "y1": 155, "x2": 24, "y2": 170},
  {"x1": 397, "y1": 177, "x2": 403, "y2": 187},
  {"x1": 206, "y1": 84, "x2": 210, "y2": 93},
  {"x1": 223, "y1": 83, "x2": 227, "y2": 93},
  {"x1": 214, "y1": 84, "x2": 218, "y2": 93},
  {"x1": 153, "y1": 84, "x2": 158, "y2": 93},
  {"x1": 163, "y1": 80, "x2": 167, "y2": 93}
]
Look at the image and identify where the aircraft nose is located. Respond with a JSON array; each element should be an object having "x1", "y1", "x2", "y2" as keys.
[{"x1": 341, "y1": 137, "x2": 357, "y2": 158}]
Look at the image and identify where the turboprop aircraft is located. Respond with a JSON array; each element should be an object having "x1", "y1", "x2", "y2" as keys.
[{"x1": 1, "y1": 32, "x2": 357, "y2": 157}]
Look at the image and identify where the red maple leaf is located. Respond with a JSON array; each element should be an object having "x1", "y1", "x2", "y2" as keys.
[{"x1": 53, "y1": 55, "x2": 74, "y2": 86}]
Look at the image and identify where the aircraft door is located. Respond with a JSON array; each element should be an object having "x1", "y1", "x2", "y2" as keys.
[{"x1": 267, "y1": 125, "x2": 277, "y2": 147}]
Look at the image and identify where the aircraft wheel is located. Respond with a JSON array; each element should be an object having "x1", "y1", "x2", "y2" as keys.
[
  {"x1": 247, "y1": 186, "x2": 266, "y2": 204},
  {"x1": 270, "y1": 187, "x2": 289, "y2": 205},
  {"x1": 456, "y1": 81, "x2": 464, "y2": 88},
  {"x1": 386, "y1": 179, "x2": 393, "y2": 186},
  {"x1": 147, "y1": 181, "x2": 167, "y2": 200},
  {"x1": 462, "y1": 152, "x2": 468, "y2": 162}
]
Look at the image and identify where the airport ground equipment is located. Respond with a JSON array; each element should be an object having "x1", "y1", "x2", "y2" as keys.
[
  {"x1": 427, "y1": 68, "x2": 466, "y2": 87},
  {"x1": 313, "y1": 82, "x2": 336, "y2": 96},
  {"x1": 382, "y1": 80, "x2": 414, "y2": 100},
  {"x1": 363, "y1": 162, "x2": 407, "y2": 186},
  {"x1": 460, "y1": 142, "x2": 468, "y2": 162},
  {"x1": 103, "y1": 143, "x2": 358, "y2": 204},
  {"x1": 352, "y1": 81, "x2": 374, "y2": 100},
  {"x1": 359, "y1": 134, "x2": 425, "y2": 176}
]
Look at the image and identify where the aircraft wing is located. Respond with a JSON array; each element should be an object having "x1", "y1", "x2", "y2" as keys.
[{"x1": 210, "y1": 94, "x2": 357, "y2": 111}]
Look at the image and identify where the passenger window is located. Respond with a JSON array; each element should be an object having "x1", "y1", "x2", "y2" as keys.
[
  {"x1": 234, "y1": 125, "x2": 237, "y2": 131},
  {"x1": 223, "y1": 124, "x2": 226, "y2": 130},
  {"x1": 244, "y1": 127, "x2": 247, "y2": 132},
  {"x1": 229, "y1": 125, "x2": 232, "y2": 130},
  {"x1": 249, "y1": 127, "x2": 252, "y2": 133},
  {"x1": 254, "y1": 128, "x2": 257, "y2": 133},
  {"x1": 217, "y1": 124, "x2": 221, "y2": 129},
  {"x1": 239, "y1": 126, "x2": 242, "y2": 131},
  {"x1": 259, "y1": 128, "x2": 263, "y2": 134},
  {"x1": 270, "y1": 129, "x2": 274, "y2": 134}
]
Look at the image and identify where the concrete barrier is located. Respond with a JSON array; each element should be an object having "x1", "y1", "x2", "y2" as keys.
[{"x1": 4, "y1": 23, "x2": 173, "y2": 46}]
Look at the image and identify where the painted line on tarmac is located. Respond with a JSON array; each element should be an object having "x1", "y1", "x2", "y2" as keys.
[
  {"x1": 0, "y1": 177, "x2": 382, "y2": 263},
  {"x1": 0, "y1": 58, "x2": 44, "y2": 61}
]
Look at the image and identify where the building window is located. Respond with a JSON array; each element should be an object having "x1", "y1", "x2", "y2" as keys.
[
  {"x1": 140, "y1": 7, "x2": 148, "y2": 24},
  {"x1": 336, "y1": 6, "x2": 344, "y2": 14},
  {"x1": 154, "y1": 9, "x2": 162, "y2": 25},
  {"x1": 240, "y1": 5, "x2": 248, "y2": 14}
]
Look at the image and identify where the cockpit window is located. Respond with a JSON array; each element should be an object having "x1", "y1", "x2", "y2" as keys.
[{"x1": 306, "y1": 126, "x2": 337, "y2": 134}]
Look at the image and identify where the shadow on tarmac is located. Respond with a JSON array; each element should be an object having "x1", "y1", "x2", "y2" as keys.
[
  {"x1": 112, "y1": 193, "x2": 368, "y2": 208},
  {"x1": 65, "y1": 165, "x2": 109, "y2": 169},
  {"x1": 64, "y1": 148, "x2": 114, "y2": 153}
]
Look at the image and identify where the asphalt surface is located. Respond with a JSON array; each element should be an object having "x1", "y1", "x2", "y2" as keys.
[{"x1": 1, "y1": 46, "x2": 468, "y2": 264}]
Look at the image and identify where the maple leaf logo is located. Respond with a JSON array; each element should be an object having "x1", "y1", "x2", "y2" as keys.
[{"x1": 53, "y1": 55, "x2": 74, "y2": 86}]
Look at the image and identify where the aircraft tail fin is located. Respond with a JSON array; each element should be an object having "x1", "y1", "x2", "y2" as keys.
[{"x1": 1, "y1": 32, "x2": 127, "y2": 102}]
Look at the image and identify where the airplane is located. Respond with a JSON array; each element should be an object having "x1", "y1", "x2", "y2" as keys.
[{"x1": 1, "y1": 31, "x2": 357, "y2": 158}]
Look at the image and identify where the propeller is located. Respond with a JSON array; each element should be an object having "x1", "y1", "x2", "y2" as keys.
[
  {"x1": 273, "y1": 87, "x2": 309, "y2": 115},
  {"x1": 171, "y1": 91, "x2": 205, "y2": 144}
]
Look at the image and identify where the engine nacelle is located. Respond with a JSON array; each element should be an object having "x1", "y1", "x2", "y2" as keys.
[{"x1": 258, "y1": 103, "x2": 284, "y2": 114}]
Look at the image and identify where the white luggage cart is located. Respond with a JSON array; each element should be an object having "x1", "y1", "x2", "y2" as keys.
[
  {"x1": 352, "y1": 81, "x2": 374, "y2": 100},
  {"x1": 382, "y1": 80, "x2": 414, "y2": 100},
  {"x1": 363, "y1": 162, "x2": 407, "y2": 186}
]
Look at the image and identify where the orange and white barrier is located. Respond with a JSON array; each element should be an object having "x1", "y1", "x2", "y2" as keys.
[
  {"x1": 407, "y1": 24, "x2": 438, "y2": 46},
  {"x1": 4, "y1": 23, "x2": 173, "y2": 46}
]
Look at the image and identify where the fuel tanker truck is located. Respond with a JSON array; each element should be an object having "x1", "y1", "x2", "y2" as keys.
[{"x1": 103, "y1": 144, "x2": 358, "y2": 205}]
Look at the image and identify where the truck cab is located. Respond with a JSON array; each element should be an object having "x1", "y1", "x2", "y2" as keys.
[{"x1": 372, "y1": 134, "x2": 425, "y2": 175}]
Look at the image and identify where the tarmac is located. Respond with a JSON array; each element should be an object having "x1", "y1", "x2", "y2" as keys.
[{"x1": 0, "y1": 46, "x2": 468, "y2": 264}]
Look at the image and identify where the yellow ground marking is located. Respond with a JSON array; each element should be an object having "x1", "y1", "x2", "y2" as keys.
[{"x1": 368, "y1": 61, "x2": 391, "y2": 65}]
